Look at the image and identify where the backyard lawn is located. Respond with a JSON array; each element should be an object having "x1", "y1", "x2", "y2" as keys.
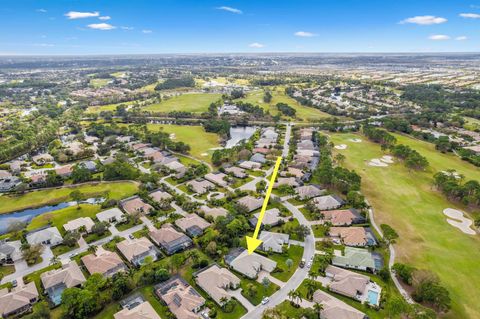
[
  {"x1": 239, "y1": 277, "x2": 279, "y2": 306},
  {"x1": 329, "y1": 132, "x2": 480, "y2": 319},
  {"x1": 143, "y1": 93, "x2": 221, "y2": 113},
  {"x1": 147, "y1": 124, "x2": 220, "y2": 163},
  {"x1": 0, "y1": 181, "x2": 138, "y2": 215},
  {"x1": 27, "y1": 204, "x2": 102, "y2": 232}
]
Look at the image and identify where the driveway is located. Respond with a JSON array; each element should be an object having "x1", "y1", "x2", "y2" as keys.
[
  {"x1": 228, "y1": 289, "x2": 255, "y2": 312},
  {"x1": 1, "y1": 246, "x2": 54, "y2": 284}
]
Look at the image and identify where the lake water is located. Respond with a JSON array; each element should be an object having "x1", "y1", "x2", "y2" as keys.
[
  {"x1": 0, "y1": 197, "x2": 104, "y2": 234},
  {"x1": 225, "y1": 126, "x2": 256, "y2": 148}
]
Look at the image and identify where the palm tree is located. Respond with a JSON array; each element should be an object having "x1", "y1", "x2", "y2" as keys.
[
  {"x1": 50, "y1": 256, "x2": 59, "y2": 265},
  {"x1": 308, "y1": 270, "x2": 318, "y2": 281},
  {"x1": 287, "y1": 289, "x2": 295, "y2": 303},
  {"x1": 87, "y1": 245, "x2": 98, "y2": 254},
  {"x1": 313, "y1": 302, "x2": 324, "y2": 319},
  {"x1": 305, "y1": 280, "x2": 317, "y2": 300},
  {"x1": 219, "y1": 296, "x2": 228, "y2": 310}
]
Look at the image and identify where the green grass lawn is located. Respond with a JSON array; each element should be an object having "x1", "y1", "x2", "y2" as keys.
[
  {"x1": 239, "y1": 88, "x2": 331, "y2": 122},
  {"x1": 143, "y1": 93, "x2": 221, "y2": 113},
  {"x1": 463, "y1": 116, "x2": 480, "y2": 131},
  {"x1": 329, "y1": 132, "x2": 480, "y2": 319},
  {"x1": 89, "y1": 78, "x2": 110, "y2": 88},
  {"x1": 51, "y1": 242, "x2": 79, "y2": 256},
  {"x1": 0, "y1": 265, "x2": 15, "y2": 279},
  {"x1": 147, "y1": 124, "x2": 220, "y2": 164},
  {"x1": 269, "y1": 245, "x2": 304, "y2": 282},
  {"x1": 0, "y1": 181, "x2": 138, "y2": 215},
  {"x1": 312, "y1": 225, "x2": 329, "y2": 238},
  {"x1": 85, "y1": 102, "x2": 129, "y2": 114},
  {"x1": 239, "y1": 277, "x2": 279, "y2": 306},
  {"x1": 27, "y1": 204, "x2": 102, "y2": 232}
]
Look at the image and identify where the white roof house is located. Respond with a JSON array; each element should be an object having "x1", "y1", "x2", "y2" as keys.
[
  {"x1": 63, "y1": 217, "x2": 95, "y2": 233},
  {"x1": 259, "y1": 231, "x2": 290, "y2": 253},
  {"x1": 26, "y1": 227, "x2": 63, "y2": 246},
  {"x1": 96, "y1": 208, "x2": 125, "y2": 224},
  {"x1": 204, "y1": 172, "x2": 228, "y2": 187},
  {"x1": 311, "y1": 195, "x2": 345, "y2": 210},
  {"x1": 225, "y1": 248, "x2": 277, "y2": 279},
  {"x1": 253, "y1": 208, "x2": 286, "y2": 227}
]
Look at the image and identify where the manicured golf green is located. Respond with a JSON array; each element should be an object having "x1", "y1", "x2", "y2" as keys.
[
  {"x1": 143, "y1": 93, "x2": 221, "y2": 113},
  {"x1": 240, "y1": 89, "x2": 331, "y2": 121},
  {"x1": 329, "y1": 132, "x2": 480, "y2": 319},
  {"x1": 147, "y1": 124, "x2": 220, "y2": 163},
  {"x1": 0, "y1": 181, "x2": 139, "y2": 215}
]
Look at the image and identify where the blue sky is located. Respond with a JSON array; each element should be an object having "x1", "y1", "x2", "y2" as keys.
[{"x1": 0, "y1": 0, "x2": 479, "y2": 55}]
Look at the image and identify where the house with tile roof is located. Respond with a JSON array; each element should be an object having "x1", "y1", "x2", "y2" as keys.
[
  {"x1": 225, "y1": 248, "x2": 277, "y2": 279},
  {"x1": 195, "y1": 264, "x2": 240, "y2": 306},
  {"x1": 175, "y1": 214, "x2": 211, "y2": 237},
  {"x1": 81, "y1": 248, "x2": 127, "y2": 277},
  {"x1": 149, "y1": 224, "x2": 193, "y2": 255},
  {"x1": 114, "y1": 301, "x2": 161, "y2": 319},
  {"x1": 41, "y1": 261, "x2": 86, "y2": 305},
  {"x1": 116, "y1": 237, "x2": 159, "y2": 266},
  {"x1": 0, "y1": 282, "x2": 38, "y2": 318},
  {"x1": 259, "y1": 231, "x2": 290, "y2": 253}
]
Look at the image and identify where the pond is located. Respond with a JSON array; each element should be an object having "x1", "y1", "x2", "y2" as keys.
[
  {"x1": 225, "y1": 126, "x2": 257, "y2": 148},
  {"x1": 0, "y1": 197, "x2": 104, "y2": 234}
]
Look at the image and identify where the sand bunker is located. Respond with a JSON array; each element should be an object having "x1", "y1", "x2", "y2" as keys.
[
  {"x1": 349, "y1": 138, "x2": 362, "y2": 143},
  {"x1": 169, "y1": 133, "x2": 176, "y2": 139},
  {"x1": 368, "y1": 159, "x2": 389, "y2": 167},
  {"x1": 443, "y1": 208, "x2": 476, "y2": 235},
  {"x1": 381, "y1": 155, "x2": 394, "y2": 164},
  {"x1": 334, "y1": 144, "x2": 348, "y2": 150},
  {"x1": 201, "y1": 153, "x2": 208, "y2": 156}
]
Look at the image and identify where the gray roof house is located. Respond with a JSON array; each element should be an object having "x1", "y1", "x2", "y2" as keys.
[
  {"x1": 0, "y1": 175, "x2": 21, "y2": 192},
  {"x1": 96, "y1": 208, "x2": 125, "y2": 224},
  {"x1": 236, "y1": 195, "x2": 263, "y2": 212},
  {"x1": 250, "y1": 153, "x2": 267, "y2": 164},
  {"x1": 40, "y1": 261, "x2": 86, "y2": 306},
  {"x1": 311, "y1": 195, "x2": 345, "y2": 210},
  {"x1": 259, "y1": 231, "x2": 290, "y2": 253},
  {"x1": 225, "y1": 248, "x2": 277, "y2": 279},
  {"x1": 250, "y1": 208, "x2": 286, "y2": 228},
  {"x1": 0, "y1": 241, "x2": 17, "y2": 264},
  {"x1": 149, "y1": 224, "x2": 193, "y2": 255},
  {"x1": 295, "y1": 184, "x2": 324, "y2": 200},
  {"x1": 26, "y1": 227, "x2": 63, "y2": 246}
]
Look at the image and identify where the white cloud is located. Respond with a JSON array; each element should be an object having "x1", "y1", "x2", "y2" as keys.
[
  {"x1": 99, "y1": 16, "x2": 111, "y2": 20},
  {"x1": 36, "y1": 9, "x2": 47, "y2": 13},
  {"x1": 142, "y1": 29, "x2": 153, "y2": 34},
  {"x1": 400, "y1": 15, "x2": 447, "y2": 25},
  {"x1": 459, "y1": 13, "x2": 480, "y2": 19},
  {"x1": 294, "y1": 31, "x2": 316, "y2": 37},
  {"x1": 87, "y1": 23, "x2": 116, "y2": 30},
  {"x1": 456, "y1": 36, "x2": 468, "y2": 41},
  {"x1": 429, "y1": 34, "x2": 450, "y2": 40},
  {"x1": 33, "y1": 43, "x2": 55, "y2": 47},
  {"x1": 216, "y1": 6, "x2": 242, "y2": 14},
  {"x1": 121, "y1": 26, "x2": 134, "y2": 30},
  {"x1": 249, "y1": 42, "x2": 265, "y2": 48},
  {"x1": 65, "y1": 11, "x2": 100, "y2": 19}
]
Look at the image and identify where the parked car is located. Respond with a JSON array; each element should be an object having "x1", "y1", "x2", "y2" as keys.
[
  {"x1": 129, "y1": 234, "x2": 135, "y2": 240},
  {"x1": 261, "y1": 297, "x2": 270, "y2": 305},
  {"x1": 11, "y1": 279, "x2": 17, "y2": 288},
  {"x1": 299, "y1": 258, "x2": 306, "y2": 268}
]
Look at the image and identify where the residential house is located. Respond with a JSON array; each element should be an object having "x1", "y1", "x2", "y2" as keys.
[
  {"x1": 155, "y1": 276, "x2": 205, "y2": 319},
  {"x1": 63, "y1": 217, "x2": 95, "y2": 233},
  {"x1": 224, "y1": 248, "x2": 277, "y2": 279},
  {"x1": 238, "y1": 160, "x2": 261, "y2": 170},
  {"x1": 114, "y1": 301, "x2": 161, "y2": 319},
  {"x1": 332, "y1": 247, "x2": 383, "y2": 273},
  {"x1": 295, "y1": 184, "x2": 324, "y2": 200},
  {"x1": 40, "y1": 261, "x2": 86, "y2": 306},
  {"x1": 0, "y1": 174, "x2": 21, "y2": 192},
  {"x1": 199, "y1": 205, "x2": 228, "y2": 220},
  {"x1": 26, "y1": 227, "x2": 63, "y2": 246},
  {"x1": 0, "y1": 282, "x2": 38, "y2": 318},
  {"x1": 259, "y1": 231, "x2": 290, "y2": 253},
  {"x1": 204, "y1": 172, "x2": 228, "y2": 187},
  {"x1": 120, "y1": 196, "x2": 154, "y2": 215},
  {"x1": 81, "y1": 248, "x2": 128, "y2": 277},
  {"x1": 250, "y1": 153, "x2": 266, "y2": 164},
  {"x1": 236, "y1": 195, "x2": 263, "y2": 212},
  {"x1": 311, "y1": 195, "x2": 345, "y2": 210},
  {"x1": 274, "y1": 177, "x2": 299, "y2": 188},
  {"x1": 325, "y1": 265, "x2": 371, "y2": 301},
  {"x1": 149, "y1": 224, "x2": 193, "y2": 255},
  {"x1": 150, "y1": 190, "x2": 172, "y2": 203},
  {"x1": 312, "y1": 290, "x2": 366, "y2": 319},
  {"x1": 252, "y1": 147, "x2": 270, "y2": 155},
  {"x1": 250, "y1": 208, "x2": 286, "y2": 228},
  {"x1": 175, "y1": 214, "x2": 211, "y2": 237},
  {"x1": 164, "y1": 160, "x2": 187, "y2": 179},
  {"x1": 96, "y1": 208, "x2": 125, "y2": 224},
  {"x1": 195, "y1": 264, "x2": 240, "y2": 306},
  {"x1": 286, "y1": 167, "x2": 304, "y2": 178},
  {"x1": 224, "y1": 166, "x2": 247, "y2": 179},
  {"x1": 328, "y1": 227, "x2": 377, "y2": 247},
  {"x1": 55, "y1": 165, "x2": 73, "y2": 178},
  {"x1": 32, "y1": 153, "x2": 54, "y2": 166},
  {"x1": 0, "y1": 241, "x2": 17, "y2": 264},
  {"x1": 186, "y1": 179, "x2": 215, "y2": 194},
  {"x1": 117, "y1": 237, "x2": 159, "y2": 266},
  {"x1": 322, "y1": 209, "x2": 365, "y2": 226}
]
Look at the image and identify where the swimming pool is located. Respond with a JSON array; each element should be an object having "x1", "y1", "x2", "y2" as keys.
[{"x1": 367, "y1": 290, "x2": 380, "y2": 305}]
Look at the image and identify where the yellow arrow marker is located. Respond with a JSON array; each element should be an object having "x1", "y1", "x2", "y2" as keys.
[{"x1": 246, "y1": 156, "x2": 283, "y2": 254}]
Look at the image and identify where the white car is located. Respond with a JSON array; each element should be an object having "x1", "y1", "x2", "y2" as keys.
[
  {"x1": 261, "y1": 297, "x2": 270, "y2": 305},
  {"x1": 307, "y1": 261, "x2": 312, "y2": 269}
]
